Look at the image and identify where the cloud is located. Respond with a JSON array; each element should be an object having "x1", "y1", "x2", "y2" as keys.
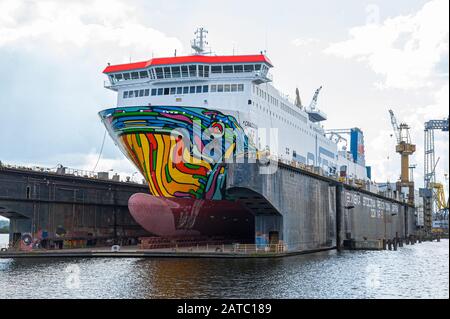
[
  {"x1": 324, "y1": 0, "x2": 449, "y2": 90},
  {"x1": 0, "y1": 0, "x2": 183, "y2": 61},
  {"x1": 291, "y1": 38, "x2": 320, "y2": 47},
  {"x1": 0, "y1": 0, "x2": 183, "y2": 174}
]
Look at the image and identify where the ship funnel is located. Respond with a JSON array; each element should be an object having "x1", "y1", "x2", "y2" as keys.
[{"x1": 295, "y1": 88, "x2": 303, "y2": 109}]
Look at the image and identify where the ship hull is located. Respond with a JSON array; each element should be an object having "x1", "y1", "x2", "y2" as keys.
[
  {"x1": 99, "y1": 105, "x2": 253, "y2": 237},
  {"x1": 128, "y1": 193, "x2": 254, "y2": 239}
]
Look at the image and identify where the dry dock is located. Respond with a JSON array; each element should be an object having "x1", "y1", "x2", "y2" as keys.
[{"x1": 0, "y1": 160, "x2": 418, "y2": 257}]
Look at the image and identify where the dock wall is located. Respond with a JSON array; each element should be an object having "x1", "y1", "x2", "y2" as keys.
[
  {"x1": 226, "y1": 161, "x2": 417, "y2": 252},
  {"x1": 0, "y1": 167, "x2": 152, "y2": 247}
]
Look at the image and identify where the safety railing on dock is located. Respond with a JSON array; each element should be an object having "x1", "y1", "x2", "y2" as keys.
[
  {"x1": 139, "y1": 237, "x2": 287, "y2": 255},
  {"x1": 169, "y1": 243, "x2": 287, "y2": 254}
]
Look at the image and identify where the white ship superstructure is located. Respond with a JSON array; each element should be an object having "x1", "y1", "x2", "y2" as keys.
[{"x1": 103, "y1": 29, "x2": 370, "y2": 182}]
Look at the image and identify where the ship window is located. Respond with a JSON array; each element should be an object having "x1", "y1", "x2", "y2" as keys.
[
  {"x1": 238, "y1": 84, "x2": 244, "y2": 92},
  {"x1": 134, "y1": 90, "x2": 139, "y2": 97},
  {"x1": 189, "y1": 86, "x2": 195, "y2": 94},
  {"x1": 211, "y1": 65, "x2": 222, "y2": 74},
  {"x1": 131, "y1": 72, "x2": 139, "y2": 80},
  {"x1": 145, "y1": 89, "x2": 149, "y2": 96},
  {"x1": 139, "y1": 89, "x2": 144, "y2": 97},
  {"x1": 255, "y1": 64, "x2": 262, "y2": 71},
  {"x1": 164, "y1": 88, "x2": 170, "y2": 95},
  {"x1": 244, "y1": 65, "x2": 254, "y2": 72},
  {"x1": 183, "y1": 86, "x2": 189, "y2": 94},
  {"x1": 224, "y1": 84, "x2": 230, "y2": 92},
  {"x1": 129, "y1": 90, "x2": 134, "y2": 98},
  {"x1": 171, "y1": 66, "x2": 181, "y2": 78},
  {"x1": 181, "y1": 66, "x2": 189, "y2": 77},
  {"x1": 293, "y1": 150, "x2": 297, "y2": 158},
  {"x1": 163, "y1": 67, "x2": 171, "y2": 78},
  {"x1": 203, "y1": 85, "x2": 209, "y2": 93},
  {"x1": 196, "y1": 86, "x2": 202, "y2": 93},
  {"x1": 231, "y1": 84, "x2": 237, "y2": 92},
  {"x1": 210, "y1": 85, "x2": 217, "y2": 92},
  {"x1": 150, "y1": 69, "x2": 156, "y2": 79},
  {"x1": 204, "y1": 65, "x2": 210, "y2": 77},
  {"x1": 177, "y1": 87, "x2": 182, "y2": 94},
  {"x1": 170, "y1": 87, "x2": 176, "y2": 95},
  {"x1": 217, "y1": 84, "x2": 224, "y2": 92},
  {"x1": 123, "y1": 91, "x2": 128, "y2": 98},
  {"x1": 155, "y1": 68, "x2": 164, "y2": 79},
  {"x1": 139, "y1": 71, "x2": 148, "y2": 78},
  {"x1": 115, "y1": 73, "x2": 123, "y2": 81},
  {"x1": 157, "y1": 88, "x2": 163, "y2": 95},
  {"x1": 189, "y1": 65, "x2": 197, "y2": 77},
  {"x1": 223, "y1": 65, "x2": 233, "y2": 73},
  {"x1": 234, "y1": 65, "x2": 243, "y2": 73},
  {"x1": 151, "y1": 89, "x2": 157, "y2": 96},
  {"x1": 123, "y1": 73, "x2": 130, "y2": 80},
  {"x1": 198, "y1": 65, "x2": 204, "y2": 77}
]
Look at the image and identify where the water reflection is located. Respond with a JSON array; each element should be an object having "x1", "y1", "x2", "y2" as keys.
[{"x1": 0, "y1": 240, "x2": 448, "y2": 299}]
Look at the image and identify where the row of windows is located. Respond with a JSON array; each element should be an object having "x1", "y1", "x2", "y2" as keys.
[
  {"x1": 122, "y1": 83, "x2": 245, "y2": 98},
  {"x1": 123, "y1": 89, "x2": 150, "y2": 98},
  {"x1": 210, "y1": 64, "x2": 263, "y2": 74},
  {"x1": 154, "y1": 65, "x2": 210, "y2": 79},
  {"x1": 254, "y1": 85, "x2": 307, "y2": 124},
  {"x1": 253, "y1": 102, "x2": 331, "y2": 144},
  {"x1": 150, "y1": 85, "x2": 209, "y2": 96},
  {"x1": 112, "y1": 71, "x2": 152, "y2": 83},
  {"x1": 211, "y1": 84, "x2": 244, "y2": 92},
  {"x1": 110, "y1": 64, "x2": 268, "y2": 84}
]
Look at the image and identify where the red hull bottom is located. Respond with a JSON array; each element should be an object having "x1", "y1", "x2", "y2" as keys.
[{"x1": 128, "y1": 193, "x2": 255, "y2": 239}]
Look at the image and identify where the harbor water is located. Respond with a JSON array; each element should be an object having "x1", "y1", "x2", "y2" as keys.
[{"x1": 0, "y1": 235, "x2": 448, "y2": 299}]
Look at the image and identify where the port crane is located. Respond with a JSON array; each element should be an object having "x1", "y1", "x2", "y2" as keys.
[
  {"x1": 388, "y1": 109, "x2": 416, "y2": 205},
  {"x1": 422, "y1": 117, "x2": 449, "y2": 232},
  {"x1": 305, "y1": 86, "x2": 327, "y2": 122}
]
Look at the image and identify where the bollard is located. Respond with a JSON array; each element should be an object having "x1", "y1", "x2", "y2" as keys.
[
  {"x1": 419, "y1": 237, "x2": 422, "y2": 243},
  {"x1": 437, "y1": 235, "x2": 441, "y2": 242},
  {"x1": 387, "y1": 239, "x2": 392, "y2": 251},
  {"x1": 399, "y1": 238, "x2": 403, "y2": 247},
  {"x1": 382, "y1": 239, "x2": 387, "y2": 250},
  {"x1": 393, "y1": 238, "x2": 398, "y2": 251},
  {"x1": 406, "y1": 237, "x2": 410, "y2": 245}
]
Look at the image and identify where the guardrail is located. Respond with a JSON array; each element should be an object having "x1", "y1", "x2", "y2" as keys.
[{"x1": 142, "y1": 243, "x2": 288, "y2": 254}]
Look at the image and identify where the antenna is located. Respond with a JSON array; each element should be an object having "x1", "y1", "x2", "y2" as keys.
[{"x1": 191, "y1": 27, "x2": 209, "y2": 55}]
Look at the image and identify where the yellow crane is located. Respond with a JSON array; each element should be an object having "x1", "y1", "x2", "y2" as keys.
[
  {"x1": 430, "y1": 182, "x2": 448, "y2": 211},
  {"x1": 423, "y1": 117, "x2": 449, "y2": 232},
  {"x1": 389, "y1": 109, "x2": 416, "y2": 204}
]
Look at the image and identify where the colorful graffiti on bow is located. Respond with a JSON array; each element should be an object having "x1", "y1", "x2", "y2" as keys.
[{"x1": 99, "y1": 106, "x2": 252, "y2": 200}]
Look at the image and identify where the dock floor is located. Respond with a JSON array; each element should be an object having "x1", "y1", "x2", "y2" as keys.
[{"x1": 0, "y1": 245, "x2": 336, "y2": 259}]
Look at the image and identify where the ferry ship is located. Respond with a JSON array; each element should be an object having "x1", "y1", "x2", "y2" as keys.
[{"x1": 99, "y1": 28, "x2": 371, "y2": 239}]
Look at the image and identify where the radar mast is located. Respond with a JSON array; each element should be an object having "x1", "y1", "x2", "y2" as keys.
[{"x1": 191, "y1": 27, "x2": 210, "y2": 55}]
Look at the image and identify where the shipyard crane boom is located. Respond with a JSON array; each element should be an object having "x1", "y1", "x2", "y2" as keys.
[
  {"x1": 389, "y1": 109, "x2": 401, "y2": 143},
  {"x1": 309, "y1": 86, "x2": 322, "y2": 110}
]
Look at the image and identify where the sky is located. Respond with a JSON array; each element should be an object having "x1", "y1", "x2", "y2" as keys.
[{"x1": 0, "y1": 0, "x2": 448, "y2": 193}]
